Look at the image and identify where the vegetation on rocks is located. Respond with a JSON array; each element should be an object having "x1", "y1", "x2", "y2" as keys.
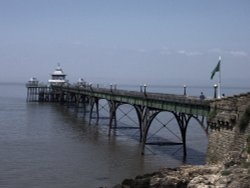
[
  {"x1": 247, "y1": 135, "x2": 250, "y2": 154},
  {"x1": 240, "y1": 105, "x2": 250, "y2": 131}
]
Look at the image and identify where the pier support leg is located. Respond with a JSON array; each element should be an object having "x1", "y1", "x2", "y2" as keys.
[
  {"x1": 59, "y1": 91, "x2": 65, "y2": 104},
  {"x1": 108, "y1": 101, "x2": 119, "y2": 135},
  {"x1": 173, "y1": 112, "x2": 192, "y2": 157},
  {"x1": 134, "y1": 106, "x2": 143, "y2": 142},
  {"x1": 83, "y1": 99, "x2": 87, "y2": 116},
  {"x1": 89, "y1": 98, "x2": 94, "y2": 125},
  {"x1": 96, "y1": 100, "x2": 99, "y2": 124},
  {"x1": 140, "y1": 107, "x2": 159, "y2": 155},
  {"x1": 89, "y1": 97, "x2": 99, "y2": 125},
  {"x1": 141, "y1": 108, "x2": 148, "y2": 155}
]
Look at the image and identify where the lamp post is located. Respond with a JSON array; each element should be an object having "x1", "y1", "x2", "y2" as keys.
[
  {"x1": 89, "y1": 83, "x2": 93, "y2": 91},
  {"x1": 140, "y1": 85, "x2": 143, "y2": 92},
  {"x1": 110, "y1": 83, "x2": 113, "y2": 92},
  {"x1": 143, "y1": 84, "x2": 147, "y2": 94},
  {"x1": 183, "y1": 85, "x2": 187, "y2": 96},
  {"x1": 214, "y1": 84, "x2": 218, "y2": 99}
]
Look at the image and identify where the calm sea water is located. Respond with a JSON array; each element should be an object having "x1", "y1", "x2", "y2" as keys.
[{"x1": 0, "y1": 83, "x2": 249, "y2": 187}]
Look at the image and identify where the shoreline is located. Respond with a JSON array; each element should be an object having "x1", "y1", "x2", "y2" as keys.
[{"x1": 111, "y1": 131, "x2": 250, "y2": 188}]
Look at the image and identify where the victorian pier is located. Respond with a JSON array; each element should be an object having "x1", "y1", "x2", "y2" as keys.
[{"x1": 26, "y1": 65, "x2": 249, "y2": 158}]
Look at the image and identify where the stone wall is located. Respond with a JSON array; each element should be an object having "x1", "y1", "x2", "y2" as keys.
[{"x1": 207, "y1": 92, "x2": 250, "y2": 164}]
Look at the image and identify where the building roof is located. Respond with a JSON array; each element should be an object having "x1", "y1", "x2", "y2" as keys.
[
  {"x1": 51, "y1": 63, "x2": 66, "y2": 76},
  {"x1": 48, "y1": 64, "x2": 67, "y2": 84}
]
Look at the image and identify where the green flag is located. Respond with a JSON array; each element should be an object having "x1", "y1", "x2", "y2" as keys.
[{"x1": 210, "y1": 59, "x2": 221, "y2": 80}]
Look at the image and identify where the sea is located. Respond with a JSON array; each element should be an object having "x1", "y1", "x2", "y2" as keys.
[{"x1": 0, "y1": 83, "x2": 249, "y2": 188}]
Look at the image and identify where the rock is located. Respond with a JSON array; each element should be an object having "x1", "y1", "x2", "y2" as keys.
[
  {"x1": 121, "y1": 178, "x2": 135, "y2": 187},
  {"x1": 188, "y1": 175, "x2": 221, "y2": 188},
  {"x1": 115, "y1": 137, "x2": 250, "y2": 188},
  {"x1": 112, "y1": 185, "x2": 123, "y2": 188}
]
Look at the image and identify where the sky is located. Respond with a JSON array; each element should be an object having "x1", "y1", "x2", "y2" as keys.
[{"x1": 0, "y1": 0, "x2": 250, "y2": 87}]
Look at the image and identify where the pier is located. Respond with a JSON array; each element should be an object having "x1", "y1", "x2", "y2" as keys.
[
  {"x1": 26, "y1": 66, "x2": 250, "y2": 159},
  {"x1": 26, "y1": 77, "x2": 50, "y2": 102},
  {"x1": 26, "y1": 80, "x2": 210, "y2": 156},
  {"x1": 53, "y1": 84, "x2": 211, "y2": 156}
]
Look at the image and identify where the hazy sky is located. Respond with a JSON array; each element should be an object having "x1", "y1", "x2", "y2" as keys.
[{"x1": 0, "y1": 0, "x2": 249, "y2": 87}]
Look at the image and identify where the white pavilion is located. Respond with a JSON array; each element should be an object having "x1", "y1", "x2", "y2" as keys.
[{"x1": 48, "y1": 64, "x2": 67, "y2": 85}]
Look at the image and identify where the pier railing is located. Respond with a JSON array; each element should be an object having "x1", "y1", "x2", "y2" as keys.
[{"x1": 52, "y1": 84, "x2": 211, "y2": 116}]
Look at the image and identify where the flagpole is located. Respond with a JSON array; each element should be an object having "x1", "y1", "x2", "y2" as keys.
[{"x1": 218, "y1": 56, "x2": 221, "y2": 98}]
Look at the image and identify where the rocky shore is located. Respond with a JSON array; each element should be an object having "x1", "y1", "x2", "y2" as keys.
[{"x1": 112, "y1": 138, "x2": 250, "y2": 188}]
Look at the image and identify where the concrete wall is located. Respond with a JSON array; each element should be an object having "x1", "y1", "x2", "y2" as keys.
[{"x1": 207, "y1": 93, "x2": 250, "y2": 164}]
